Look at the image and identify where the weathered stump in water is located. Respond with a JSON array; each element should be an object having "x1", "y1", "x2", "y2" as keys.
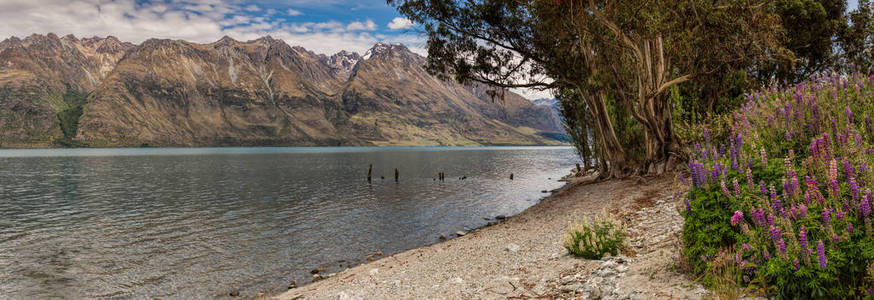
[
  {"x1": 367, "y1": 164, "x2": 372, "y2": 183},
  {"x1": 394, "y1": 168, "x2": 399, "y2": 182},
  {"x1": 510, "y1": 173, "x2": 514, "y2": 180}
]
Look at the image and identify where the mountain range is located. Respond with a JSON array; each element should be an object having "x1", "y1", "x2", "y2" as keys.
[{"x1": 0, "y1": 34, "x2": 564, "y2": 148}]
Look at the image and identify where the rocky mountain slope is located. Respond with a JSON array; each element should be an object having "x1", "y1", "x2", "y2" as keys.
[{"x1": 0, "y1": 34, "x2": 564, "y2": 148}]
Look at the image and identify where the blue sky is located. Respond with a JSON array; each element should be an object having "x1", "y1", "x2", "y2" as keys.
[{"x1": 0, "y1": 0, "x2": 424, "y2": 55}]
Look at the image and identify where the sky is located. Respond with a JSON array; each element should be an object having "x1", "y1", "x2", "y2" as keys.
[{"x1": 0, "y1": 0, "x2": 424, "y2": 55}]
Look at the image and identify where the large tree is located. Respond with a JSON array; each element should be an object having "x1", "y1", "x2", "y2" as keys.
[
  {"x1": 840, "y1": 0, "x2": 874, "y2": 71},
  {"x1": 390, "y1": 0, "x2": 784, "y2": 177}
]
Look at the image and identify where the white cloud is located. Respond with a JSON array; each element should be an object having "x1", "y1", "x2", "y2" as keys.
[
  {"x1": 244, "y1": 4, "x2": 260, "y2": 12},
  {"x1": 346, "y1": 20, "x2": 376, "y2": 31},
  {"x1": 0, "y1": 0, "x2": 419, "y2": 55},
  {"x1": 387, "y1": 17, "x2": 413, "y2": 30},
  {"x1": 286, "y1": 9, "x2": 303, "y2": 16},
  {"x1": 511, "y1": 88, "x2": 554, "y2": 100}
]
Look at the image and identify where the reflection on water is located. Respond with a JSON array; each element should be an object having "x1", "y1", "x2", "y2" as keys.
[{"x1": 0, "y1": 146, "x2": 579, "y2": 299}]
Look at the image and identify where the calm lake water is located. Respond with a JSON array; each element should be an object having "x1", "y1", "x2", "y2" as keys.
[{"x1": 0, "y1": 146, "x2": 579, "y2": 299}]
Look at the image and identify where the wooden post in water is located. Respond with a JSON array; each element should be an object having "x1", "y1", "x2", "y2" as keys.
[
  {"x1": 367, "y1": 164, "x2": 373, "y2": 183},
  {"x1": 394, "y1": 168, "x2": 399, "y2": 183},
  {"x1": 510, "y1": 173, "x2": 514, "y2": 180}
]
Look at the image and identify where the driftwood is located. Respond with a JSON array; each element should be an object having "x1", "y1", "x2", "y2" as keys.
[{"x1": 367, "y1": 164, "x2": 372, "y2": 183}]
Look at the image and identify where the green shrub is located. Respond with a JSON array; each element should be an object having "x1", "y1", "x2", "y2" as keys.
[
  {"x1": 682, "y1": 73, "x2": 874, "y2": 299},
  {"x1": 563, "y1": 212, "x2": 628, "y2": 259}
]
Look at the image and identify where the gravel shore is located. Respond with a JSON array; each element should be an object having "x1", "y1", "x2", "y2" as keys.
[{"x1": 272, "y1": 175, "x2": 706, "y2": 299}]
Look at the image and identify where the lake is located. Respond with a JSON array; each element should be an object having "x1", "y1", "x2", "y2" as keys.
[{"x1": 0, "y1": 146, "x2": 579, "y2": 299}]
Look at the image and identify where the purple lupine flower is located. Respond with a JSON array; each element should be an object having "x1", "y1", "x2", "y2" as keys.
[
  {"x1": 784, "y1": 157, "x2": 792, "y2": 175},
  {"x1": 742, "y1": 243, "x2": 752, "y2": 251},
  {"x1": 800, "y1": 203, "x2": 807, "y2": 218},
  {"x1": 794, "y1": 258, "x2": 800, "y2": 272},
  {"x1": 733, "y1": 179, "x2": 741, "y2": 196},
  {"x1": 849, "y1": 223, "x2": 855, "y2": 234},
  {"x1": 823, "y1": 208, "x2": 832, "y2": 225},
  {"x1": 769, "y1": 226, "x2": 782, "y2": 241},
  {"x1": 799, "y1": 226, "x2": 810, "y2": 256},
  {"x1": 831, "y1": 179, "x2": 840, "y2": 199},
  {"x1": 746, "y1": 168, "x2": 754, "y2": 190},
  {"x1": 829, "y1": 159, "x2": 838, "y2": 181},
  {"x1": 761, "y1": 147, "x2": 767, "y2": 167},
  {"x1": 730, "y1": 144, "x2": 739, "y2": 171},
  {"x1": 817, "y1": 240, "x2": 827, "y2": 269},
  {"x1": 721, "y1": 177, "x2": 731, "y2": 196},
  {"x1": 806, "y1": 175, "x2": 818, "y2": 192},
  {"x1": 688, "y1": 160, "x2": 698, "y2": 187},
  {"x1": 847, "y1": 106, "x2": 854, "y2": 123},
  {"x1": 851, "y1": 178, "x2": 861, "y2": 200},
  {"x1": 783, "y1": 179, "x2": 791, "y2": 198},
  {"x1": 760, "y1": 181, "x2": 768, "y2": 197},
  {"x1": 791, "y1": 176, "x2": 800, "y2": 197},
  {"x1": 862, "y1": 189, "x2": 872, "y2": 218},
  {"x1": 845, "y1": 160, "x2": 856, "y2": 183},
  {"x1": 764, "y1": 248, "x2": 772, "y2": 260},
  {"x1": 777, "y1": 238, "x2": 786, "y2": 254},
  {"x1": 731, "y1": 211, "x2": 744, "y2": 226},
  {"x1": 771, "y1": 186, "x2": 784, "y2": 216},
  {"x1": 833, "y1": 235, "x2": 840, "y2": 242}
]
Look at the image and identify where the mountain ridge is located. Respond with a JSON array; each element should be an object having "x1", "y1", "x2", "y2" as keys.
[{"x1": 0, "y1": 34, "x2": 564, "y2": 148}]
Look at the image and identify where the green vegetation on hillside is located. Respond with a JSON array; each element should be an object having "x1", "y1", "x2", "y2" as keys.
[{"x1": 48, "y1": 85, "x2": 88, "y2": 147}]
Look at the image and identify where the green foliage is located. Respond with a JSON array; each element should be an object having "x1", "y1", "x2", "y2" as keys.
[
  {"x1": 840, "y1": 0, "x2": 874, "y2": 72},
  {"x1": 682, "y1": 73, "x2": 874, "y2": 298},
  {"x1": 54, "y1": 86, "x2": 88, "y2": 147},
  {"x1": 563, "y1": 213, "x2": 628, "y2": 259},
  {"x1": 682, "y1": 188, "x2": 744, "y2": 274}
]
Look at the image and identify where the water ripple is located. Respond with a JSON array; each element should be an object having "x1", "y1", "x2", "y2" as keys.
[{"x1": 0, "y1": 146, "x2": 578, "y2": 299}]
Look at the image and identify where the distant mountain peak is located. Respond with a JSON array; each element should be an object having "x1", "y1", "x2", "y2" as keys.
[
  {"x1": 215, "y1": 35, "x2": 238, "y2": 46},
  {"x1": 362, "y1": 42, "x2": 417, "y2": 63}
]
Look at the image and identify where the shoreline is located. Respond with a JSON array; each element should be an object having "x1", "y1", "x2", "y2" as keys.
[{"x1": 270, "y1": 175, "x2": 707, "y2": 299}]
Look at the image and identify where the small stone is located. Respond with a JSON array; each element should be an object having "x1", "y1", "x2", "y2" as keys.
[
  {"x1": 616, "y1": 265, "x2": 629, "y2": 273},
  {"x1": 456, "y1": 231, "x2": 467, "y2": 237},
  {"x1": 596, "y1": 268, "x2": 615, "y2": 277},
  {"x1": 449, "y1": 277, "x2": 464, "y2": 284},
  {"x1": 505, "y1": 243, "x2": 520, "y2": 252},
  {"x1": 496, "y1": 215, "x2": 507, "y2": 220},
  {"x1": 560, "y1": 275, "x2": 576, "y2": 284},
  {"x1": 560, "y1": 283, "x2": 583, "y2": 292},
  {"x1": 288, "y1": 281, "x2": 297, "y2": 289},
  {"x1": 439, "y1": 234, "x2": 447, "y2": 240},
  {"x1": 256, "y1": 292, "x2": 265, "y2": 297},
  {"x1": 369, "y1": 268, "x2": 379, "y2": 275},
  {"x1": 375, "y1": 251, "x2": 383, "y2": 256},
  {"x1": 229, "y1": 290, "x2": 240, "y2": 297},
  {"x1": 541, "y1": 190, "x2": 549, "y2": 193},
  {"x1": 310, "y1": 267, "x2": 322, "y2": 274},
  {"x1": 312, "y1": 273, "x2": 323, "y2": 281},
  {"x1": 600, "y1": 260, "x2": 618, "y2": 269},
  {"x1": 589, "y1": 286, "x2": 602, "y2": 299}
]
